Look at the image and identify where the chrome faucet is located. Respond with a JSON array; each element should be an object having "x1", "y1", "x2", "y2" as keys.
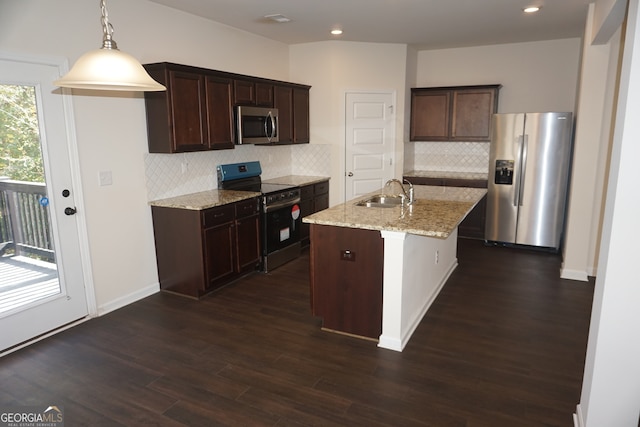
[{"x1": 384, "y1": 179, "x2": 414, "y2": 204}]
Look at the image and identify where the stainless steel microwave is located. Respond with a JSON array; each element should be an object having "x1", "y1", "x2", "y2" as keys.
[{"x1": 235, "y1": 106, "x2": 279, "y2": 144}]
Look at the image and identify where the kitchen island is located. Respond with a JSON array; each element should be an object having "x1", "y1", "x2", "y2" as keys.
[{"x1": 303, "y1": 185, "x2": 486, "y2": 351}]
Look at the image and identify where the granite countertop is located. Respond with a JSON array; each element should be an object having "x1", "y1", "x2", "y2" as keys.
[
  {"x1": 303, "y1": 185, "x2": 486, "y2": 239},
  {"x1": 262, "y1": 175, "x2": 330, "y2": 186},
  {"x1": 149, "y1": 190, "x2": 261, "y2": 210},
  {"x1": 149, "y1": 175, "x2": 329, "y2": 210},
  {"x1": 404, "y1": 170, "x2": 489, "y2": 181}
]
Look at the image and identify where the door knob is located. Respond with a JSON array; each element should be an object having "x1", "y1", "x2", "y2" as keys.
[
  {"x1": 64, "y1": 207, "x2": 77, "y2": 216},
  {"x1": 347, "y1": 172, "x2": 354, "y2": 177}
]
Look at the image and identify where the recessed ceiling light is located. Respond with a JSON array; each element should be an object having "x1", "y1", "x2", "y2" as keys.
[
  {"x1": 523, "y1": 6, "x2": 541, "y2": 13},
  {"x1": 264, "y1": 14, "x2": 291, "y2": 23},
  {"x1": 331, "y1": 29, "x2": 343, "y2": 35}
]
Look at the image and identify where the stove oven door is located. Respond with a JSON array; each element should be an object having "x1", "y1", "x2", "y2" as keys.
[{"x1": 263, "y1": 202, "x2": 301, "y2": 255}]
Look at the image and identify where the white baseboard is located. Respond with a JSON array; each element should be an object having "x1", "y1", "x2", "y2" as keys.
[
  {"x1": 378, "y1": 259, "x2": 458, "y2": 352},
  {"x1": 377, "y1": 335, "x2": 403, "y2": 351},
  {"x1": 574, "y1": 404, "x2": 585, "y2": 427},
  {"x1": 560, "y1": 267, "x2": 590, "y2": 281},
  {"x1": 96, "y1": 282, "x2": 160, "y2": 316}
]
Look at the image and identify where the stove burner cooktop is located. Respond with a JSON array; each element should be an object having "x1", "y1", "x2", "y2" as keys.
[
  {"x1": 217, "y1": 161, "x2": 300, "y2": 206},
  {"x1": 260, "y1": 182, "x2": 297, "y2": 195}
]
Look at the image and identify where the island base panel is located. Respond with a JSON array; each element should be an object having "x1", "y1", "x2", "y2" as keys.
[{"x1": 309, "y1": 224, "x2": 384, "y2": 339}]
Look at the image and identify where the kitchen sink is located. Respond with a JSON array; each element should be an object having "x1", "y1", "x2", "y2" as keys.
[{"x1": 355, "y1": 194, "x2": 405, "y2": 208}]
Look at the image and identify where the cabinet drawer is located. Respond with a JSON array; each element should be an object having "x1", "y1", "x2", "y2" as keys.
[
  {"x1": 314, "y1": 181, "x2": 329, "y2": 195},
  {"x1": 300, "y1": 184, "x2": 314, "y2": 200},
  {"x1": 404, "y1": 177, "x2": 445, "y2": 186},
  {"x1": 235, "y1": 198, "x2": 259, "y2": 219},
  {"x1": 445, "y1": 178, "x2": 487, "y2": 188},
  {"x1": 202, "y1": 205, "x2": 234, "y2": 228}
]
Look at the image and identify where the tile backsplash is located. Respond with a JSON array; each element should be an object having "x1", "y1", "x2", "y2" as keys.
[
  {"x1": 145, "y1": 141, "x2": 486, "y2": 201},
  {"x1": 405, "y1": 141, "x2": 490, "y2": 174},
  {"x1": 144, "y1": 144, "x2": 331, "y2": 201}
]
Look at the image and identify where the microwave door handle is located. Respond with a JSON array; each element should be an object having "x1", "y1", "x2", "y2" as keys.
[
  {"x1": 264, "y1": 113, "x2": 270, "y2": 142},
  {"x1": 267, "y1": 111, "x2": 276, "y2": 142}
]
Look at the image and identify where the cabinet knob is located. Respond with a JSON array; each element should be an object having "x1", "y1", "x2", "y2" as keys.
[{"x1": 347, "y1": 172, "x2": 354, "y2": 177}]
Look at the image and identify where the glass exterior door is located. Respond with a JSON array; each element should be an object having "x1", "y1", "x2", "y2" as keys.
[{"x1": 1, "y1": 55, "x2": 88, "y2": 352}]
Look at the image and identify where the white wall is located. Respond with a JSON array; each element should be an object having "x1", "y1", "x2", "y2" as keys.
[
  {"x1": 289, "y1": 41, "x2": 409, "y2": 204},
  {"x1": 415, "y1": 38, "x2": 581, "y2": 114},
  {"x1": 577, "y1": 0, "x2": 640, "y2": 423},
  {"x1": 0, "y1": 0, "x2": 291, "y2": 313},
  {"x1": 563, "y1": 3, "x2": 622, "y2": 281}
]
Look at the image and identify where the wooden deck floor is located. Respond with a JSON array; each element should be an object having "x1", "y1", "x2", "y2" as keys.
[
  {"x1": 0, "y1": 239, "x2": 595, "y2": 426},
  {"x1": 0, "y1": 255, "x2": 59, "y2": 315}
]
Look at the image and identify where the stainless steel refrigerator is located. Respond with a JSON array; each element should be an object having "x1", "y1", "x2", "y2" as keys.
[{"x1": 485, "y1": 112, "x2": 573, "y2": 250}]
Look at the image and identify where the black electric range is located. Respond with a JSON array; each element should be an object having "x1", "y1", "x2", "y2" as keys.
[{"x1": 217, "y1": 161, "x2": 301, "y2": 272}]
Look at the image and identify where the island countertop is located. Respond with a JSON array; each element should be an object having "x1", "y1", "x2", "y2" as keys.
[{"x1": 303, "y1": 185, "x2": 486, "y2": 238}]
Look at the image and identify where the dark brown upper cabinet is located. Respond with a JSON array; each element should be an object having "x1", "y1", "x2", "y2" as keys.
[
  {"x1": 233, "y1": 80, "x2": 274, "y2": 107},
  {"x1": 274, "y1": 85, "x2": 310, "y2": 144},
  {"x1": 410, "y1": 85, "x2": 500, "y2": 142},
  {"x1": 144, "y1": 63, "x2": 234, "y2": 153},
  {"x1": 143, "y1": 62, "x2": 310, "y2": 153}
]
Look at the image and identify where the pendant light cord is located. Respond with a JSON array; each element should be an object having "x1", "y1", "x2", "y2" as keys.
[{"x1": 100, "y1": 0, "x2": 118, "y2": 50}]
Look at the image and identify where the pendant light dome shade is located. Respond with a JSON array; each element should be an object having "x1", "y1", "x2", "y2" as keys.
[
  {"x1": 54, "y1": 0, "x2": 165, "y2": 92},
  {"x1": 54, "y1": 48, "x2": 165, "y2": 91}
]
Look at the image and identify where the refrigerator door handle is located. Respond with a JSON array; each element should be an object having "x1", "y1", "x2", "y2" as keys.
[
  {"x1": 519, "y1": 135, "x2": 529, "y2": 206},
  {"x1": 513, "y1": 135, "x2": 524, "y2": 207}
]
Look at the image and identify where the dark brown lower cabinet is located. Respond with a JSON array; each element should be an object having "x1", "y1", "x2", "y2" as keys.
[
  {"x1": 404, "y1": 176, "x2": 487, "y2": 239},
  {"x1": 152, "y1": 197, "x2": 260, "y2": 298},
  {"x1": 300, "y1": 180, "x2": 329, "y2": 247},
  {"x1": 309, "y1": 224, "x2": 383, "y2": 339}
]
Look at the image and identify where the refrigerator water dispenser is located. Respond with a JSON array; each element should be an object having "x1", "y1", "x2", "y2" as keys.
[{"x1": 494, "y1": 160, "x2": 514, "y2": 185}]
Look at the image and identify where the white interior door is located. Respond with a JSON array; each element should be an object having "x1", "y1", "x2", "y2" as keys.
[
  {"x1": 0, "y1": 54, "x2": 90, "y2": 352},
  {"x1": 345, "y1": 92, "x2": 395, "y2": 201}
]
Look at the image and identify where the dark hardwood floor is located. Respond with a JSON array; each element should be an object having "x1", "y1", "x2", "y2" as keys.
[{"x1": 0, "y1": 239, "x2": 594, "y2": 426}]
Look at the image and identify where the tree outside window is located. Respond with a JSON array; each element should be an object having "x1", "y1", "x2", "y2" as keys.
[{"x1": 0, "y1": 84, "x2": 44, "y2": 182}]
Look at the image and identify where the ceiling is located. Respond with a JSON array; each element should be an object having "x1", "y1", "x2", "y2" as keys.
[{"x1": 146, "y1": 0, "x2": 591, "y2": 50}]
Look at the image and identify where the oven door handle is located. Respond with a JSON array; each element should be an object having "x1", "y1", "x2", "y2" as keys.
[{"x1": 263, "y1": 197, "x2": 301, "y2": 213}]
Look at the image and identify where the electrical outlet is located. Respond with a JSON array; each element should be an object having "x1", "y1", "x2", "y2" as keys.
[
  {"x1": 181, "y1": 161, "x2": 188, "y2": 174},
  {"x1": 435, "y1": 250, "x2": 439, "y2": 264}
]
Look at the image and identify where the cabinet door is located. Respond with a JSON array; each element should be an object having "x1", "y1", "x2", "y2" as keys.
[
  {"x1": 451, "y1": 88, "x2": 497, "y2": 141},
  {"x1": 255, "y1": 83, "x2": 274, "y2": 107},
  {"x1": 458, "y1": 194, "x2": 487, "y2": 239},
  {"x1": 274, "y1": 86, "x2": 293, "y2": 143},
  {"x1": 292, "y1": 88, "x2": 310, "y2": 143},
  {"x1": 205, "y1": 75, "x2": 234, "y2": 150},
  {"x1": 203, "y1": 222, "x2": 235, "y2": 288},
  {"x1": 235, "y1": 215, "x2": 261, "y2": 271},
  {"x1": 169, "y1": 70, "x2": 208, "y2": 151},
  {"x1": 234, "y1": 79, "x2": 255, "y2": 105},
  {"x1": 299, "y1": 184, "x2": 314, "y2": 245},
  {"x1": 314, "y1": 193, "x2": 329, "y2": 211},
  {"x1": 410, "y1": 90, "x2": 450, "y2": 141}
]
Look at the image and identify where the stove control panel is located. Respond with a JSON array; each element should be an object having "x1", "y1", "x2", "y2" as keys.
[{"x1": 265, "y1": 189, "x2": 301, "y2": 206}]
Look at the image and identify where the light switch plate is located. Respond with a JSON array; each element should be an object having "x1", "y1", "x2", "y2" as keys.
[{"x1": 99, "y1": 170, "x2": 113, "y2": 186}]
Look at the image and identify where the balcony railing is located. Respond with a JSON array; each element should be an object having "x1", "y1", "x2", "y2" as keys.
[{"x1": 0, "y1": 178, "x2": 54, "y2": 263}]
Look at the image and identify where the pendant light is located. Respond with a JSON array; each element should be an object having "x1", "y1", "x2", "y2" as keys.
[{"x1": 54, "y1": 0, "x2": 165, "y2": 91}]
